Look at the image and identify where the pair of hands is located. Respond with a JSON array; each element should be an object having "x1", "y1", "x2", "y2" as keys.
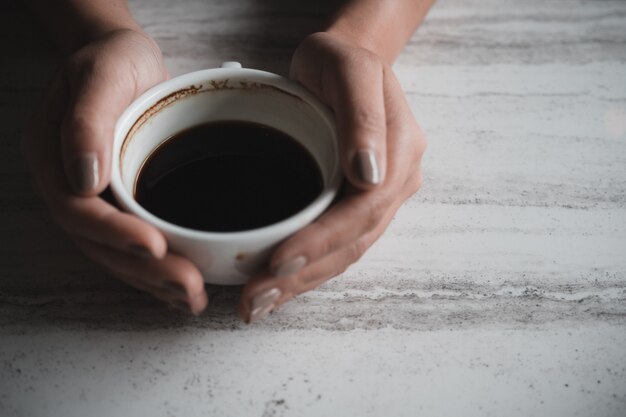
[{"x1": 21, "y1": 29, "x2": 426, "y2": 322}]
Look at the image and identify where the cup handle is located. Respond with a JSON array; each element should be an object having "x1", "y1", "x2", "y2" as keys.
[{"x1": 220, "y1": 61, "x2": 242, "y2": 69}]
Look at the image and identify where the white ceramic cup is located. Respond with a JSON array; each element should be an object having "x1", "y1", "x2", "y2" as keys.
[{"x1": 110, "y1": 62, "x2": 341, "y2": 285}]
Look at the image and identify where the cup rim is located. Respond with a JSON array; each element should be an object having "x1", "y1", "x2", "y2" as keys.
[{"x1": 110, "y1": 66, "x2": 342, "y2": 242}]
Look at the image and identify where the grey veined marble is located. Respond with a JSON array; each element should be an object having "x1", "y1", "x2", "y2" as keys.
[{"x1": 1, "y1": 0, "x2": 625, "y2": 416}]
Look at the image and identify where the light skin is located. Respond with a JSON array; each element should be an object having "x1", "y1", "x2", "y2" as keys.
[{"x1": 23, "y1": 0, "x2": 432, "y2": 320}]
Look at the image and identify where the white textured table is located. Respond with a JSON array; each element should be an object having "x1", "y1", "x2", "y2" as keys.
[{"x1": 1, "y1": 1, "x2": 625, "y2": 416}]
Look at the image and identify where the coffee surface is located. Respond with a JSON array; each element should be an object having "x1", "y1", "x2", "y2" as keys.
[{"x1": 135, "y1": 121, "x2": 323, "y2": 232}]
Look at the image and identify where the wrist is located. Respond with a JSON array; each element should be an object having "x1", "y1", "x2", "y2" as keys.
[{"x1": 323, "y1": 0, "x2": 436, "y2": 65}]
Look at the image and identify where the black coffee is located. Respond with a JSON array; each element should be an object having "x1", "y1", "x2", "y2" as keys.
[{"x1": 134, "y1": 120, "x2": 323, "y2": 232}]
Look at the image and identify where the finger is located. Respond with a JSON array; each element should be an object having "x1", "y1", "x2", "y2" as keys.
[
  {"x1": 74, "y1": 236, "x2": 208, "y2": 315},
  {"x1": 323, "y1": 50, "x2": 387, "y2": 189},
  {"x1": 24, "y1": 75, "x2": 167, "y2": 259},
  {"x1": 112, "y1": 269, "x2": 199, "y2": 315},
  {"x1": 54, "y1": 194, "x2": 168, "y2": 258},
  {"x1": 239, "y1": 190, "x2": 402, "y2": 324},
  {"x1": 35, "y1": 128, "x2": 167, "y2": 258},
  {"x1": 267, "y1": 187, "x2": 394, "y2": 277},
  {"x1": 268, "y1": 74, "x2": 418, "y2": 277},
  {"x1": 262, "y1": 67, "x2": 424, "y2": 310},
  {"x1": 60, "y1": 55, "x2": 140, "y2": 196}
]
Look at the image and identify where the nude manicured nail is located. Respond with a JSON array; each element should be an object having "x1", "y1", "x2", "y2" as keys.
[
  {"x1": 249, "y1": 287, "x2": 282, "y2": 323},
  {"x1": 352, "y1": 149, "x2": 381, "y2": 185},
  {"x1": 128, "y1": 244, "x2": 154, "y2": 259},
  {"x1": 71, "y1": 152, "x2": 99, "y2": 193},
  {"x1": 273, "y1": 256, "x2": 307, "y2": 278},
  {"x1": 172, "y1": 300, "x2": 192, "y2": 314}
]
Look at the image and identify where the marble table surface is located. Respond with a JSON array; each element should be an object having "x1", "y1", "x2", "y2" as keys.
[{"x1": 1, "y1": 0, "x2": 625, "y2": 416}]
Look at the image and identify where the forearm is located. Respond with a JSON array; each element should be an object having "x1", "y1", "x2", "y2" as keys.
[
  {"x1": 25, "y1": 0, "x2": 142, "y2": 54},
  {"x1": 326, "y1": 0, "x2": 435, "y2": 64}
]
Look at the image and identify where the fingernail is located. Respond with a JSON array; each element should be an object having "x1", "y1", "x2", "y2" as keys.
[
  {"x1": 273, "y1": 255, "x2": 307, "y2": 278},
  {"x1": 352, "y1": 149, "x2": 381, "y2": 185},
  {"x1": 128, "y1": 244, "x2": 154, "y2": 259},
  {"x1": 171, "y1": 300, "x2": 192, "y2": 314},
  {"x1": 71, "y1": 152, "x2": 99, "y2": 194},
  {"x1": 190, "y1": 291, "x2": 208, "y2": 315},
  {"x1": 162, "y1": 281, "x2": 188, "y2": 298},
  {"x1": 249, "y1": 287, "x2": 282, "y2": 323}
]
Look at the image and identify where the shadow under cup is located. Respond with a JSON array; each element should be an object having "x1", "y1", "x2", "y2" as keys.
[{"x1": 111, "y1": 66, "x2": 341, "y2": 285}]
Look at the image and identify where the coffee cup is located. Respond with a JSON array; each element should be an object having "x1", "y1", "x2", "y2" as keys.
[{"x1": 110, "y1": 62, "x2": 341, "y2": 285}]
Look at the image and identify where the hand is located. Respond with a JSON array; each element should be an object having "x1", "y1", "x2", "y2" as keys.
[
  {"x1": 238, "y1": 32, "x2": 426, "y2": 323},
  {"x1": 21, "y1": 29, "x2": 208, "y2": 314}
]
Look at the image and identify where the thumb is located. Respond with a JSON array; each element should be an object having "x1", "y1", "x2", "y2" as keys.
[
  {"x1": 325, "y1": 56, "x2": 387, "y2": 189},
  {"x1": 60, "y1": 59, "x2": 141, "y2": 196},
  {"x1": 291, "y1": 34, "x2": 387, "y2": 189}
]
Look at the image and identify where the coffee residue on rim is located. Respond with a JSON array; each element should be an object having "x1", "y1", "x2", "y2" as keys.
[
  {"x1": 121, "y1": 84, "x2": 203, "y2": 164},
  {"x1": 120, "y1": 80, "x2": 304, "y2": 171}
]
